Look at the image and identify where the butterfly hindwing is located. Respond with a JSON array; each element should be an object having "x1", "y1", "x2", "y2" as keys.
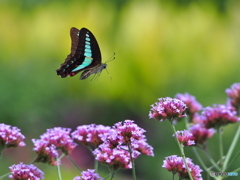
[{"x1": 56, "y1": 27, "x2": 102, "y2": 78}]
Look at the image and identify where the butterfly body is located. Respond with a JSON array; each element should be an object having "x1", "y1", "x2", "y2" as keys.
[{"x1": 56, "y1": 27, "x2": 106, "y2": 80}]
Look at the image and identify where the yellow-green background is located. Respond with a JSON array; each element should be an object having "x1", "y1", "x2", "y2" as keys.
[{"x1": 0, "y1": 0, "x2": 240, "y2": 179}]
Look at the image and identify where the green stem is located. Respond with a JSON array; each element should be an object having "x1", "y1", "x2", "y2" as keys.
[
  {"x1": 225, "y1": 150, "x2": 240, "y2": 170},
  {"x1": 204, "y1": 148, "x2": 221, "y2": 171},
  {"x1": 110, "y1": 169, "x2": 115, "y2": 180},
  {"x1": 128, "y1": 143, "x2": 136, "y2": 180},
  {"x1": 0, "y1": 145, "x2": 5, "y2": 159},
  {"x1": 192, "y1": 147, "x2": 208, "y2": 171},
  {"x1": 170, "y1": 121, "x2": 193, "y2": 180},
  {"x1": 231, "y1": 166, "x2": 240, "y2": 173},
  {"x1": 217, "y1": 127, "x2": 224, "y2": 168},
  {"x1": 67, "y1": 155, "x2": 82, "y2": 172},
  {"x1": 0, "y1": 172, "x2": 11, "y2": 179},
  {"x1": 222, "y1": 124, "x2": 240, "y2": 171},
  {"x1": 94, "y1": 159, "x2": 99, "y2": 173},
  {"x1": 57, "y1": 163, "x2": 62, "y2": 180},
  {"x1": 193, "y1": 147, "x2": 222, "y2": 180},
  {"x1": 56, "y1": 154, "x2": 65, "y2": 180}
]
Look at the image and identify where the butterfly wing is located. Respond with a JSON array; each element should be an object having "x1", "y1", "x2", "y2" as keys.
[{"x1": 56, "y1": 27, "x2": 102, "y2": 78}]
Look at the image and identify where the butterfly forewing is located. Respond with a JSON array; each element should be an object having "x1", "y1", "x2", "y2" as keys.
[{"x1": 56, "y1": 27, "x2": 102, "y2": 78}]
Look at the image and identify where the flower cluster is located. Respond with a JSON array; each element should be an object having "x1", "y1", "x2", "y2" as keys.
[
  {"x1": 200, "y1": 105, "x2": 240, "y2": 129},
  {"x1": 226, "y1": 83, "x2": 240, "y2": 110},
  {"x1": 73, "y1": 169, "x2": 103, "y2": 180},
  {"x1": 9, "y1": 162, "x2": 44, "y2": 180},
  {"x1": 93, "y1": 145, "x2": 135, "y2": 169},
  {"x1": 175, "y1": 93, "x2": 202, "y2": 120},
  {"x1": 174, "y1": 130, "x2": 195, "y2": 146},
  {"x1": 32, "y1": 127, "x2": 76, "y2": 165},
  {"x1": 72, "y1": 124, "x2": 112, "y2": 147},
  {"x1": 189, "y1": 124, "x2": 215, "y2": 146},
  {"x1": 0, "y1": 123, "x2": 26, "y2": 150},
  {"x1": 149, "y1": 97, "x2": 187, "y2": 122},
  {"x1": 162, "y1": 155, "x2": 203, "y2": 180},
  {"x1": 92, "y1": 120, "x2": 154, "y2": 170}
]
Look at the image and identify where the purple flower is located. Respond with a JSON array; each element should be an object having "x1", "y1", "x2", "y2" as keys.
[
  {"x1": 86, "y1": 120, "x2": 154, "y2": 170},
  {"x1": 113, "y1": 120, "x2": 146, "y2": 144},
  {"x1": 189, "y1": 124, "x2": 215, "y2": 146},
  {"x1": 9, "y1": 162, "x2": 44, "y2": 180},
  {"x1": 162, "y1": 155, "x2": 203, "y2": 180},
  {"x1": 93, "y1": 144, "x2": 136, "y2": 170},
  {"x1": 72, "y1": 124, "x2": 112, "y2": 147},
  {"x1": 226, "y1": 83, "x2": 240, "y2": 109},
  {"x1": 32, "y1": 127, "x2": 76, "y2": 165},
  {"x1": 32, "y1": 141, "x2": 59, "y2": 165},
  {"x1": 175, "y1": 93, "x2": 202, "y2": 119},
  {"x1": 73, "y1": 169, "x2": 103, "y2": 180},
  {"x1": 111, "y1": 120, "x2": 154, "y2": 156},
  {"x1": 192, "y1": 113, "x2": 204, "y2": 124},
  {"x1": 149, "y1": 97, "x2": 187, "y2": 122},
  {"x1": 0, "y1": 123, "x2": 26, "y2": 149},
  {"x1": 132, "y1": 139, "x2": 154, "y2": 156},
  {"x1": 201, "y1": 105, "x2": 240, "y2": 129},
  {"x1": 162, "y1": 155, "x2": 184, "y2": 173},
  {"x1": 174, "y1": 130, "x2": 195, "y2": 146}
]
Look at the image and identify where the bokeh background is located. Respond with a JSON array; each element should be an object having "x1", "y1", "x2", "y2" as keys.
[{"x1": 0, "y1": 0, "x2": 240, "y2": 179}]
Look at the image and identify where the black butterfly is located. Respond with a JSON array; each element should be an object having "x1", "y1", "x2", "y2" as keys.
[{"x1": 56, "y1": 27, "x2": 108, "y2": 80}]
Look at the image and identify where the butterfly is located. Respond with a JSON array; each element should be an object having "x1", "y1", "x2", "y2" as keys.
[{"x1": 56, "y1": 27, "x2": 110, "y2": 80}]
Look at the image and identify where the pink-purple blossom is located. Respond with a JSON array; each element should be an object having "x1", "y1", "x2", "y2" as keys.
[
  {"x1": 174, "y1": 130, "x2": 195, "y2": 146},
  {"x1": 32, "y1": 142, "x2": 59, "y2": 165},
  {"x1": 111, "y1": 120, "x2": 154, "y2": 156},
  {"x1": 0, "y1": 123, "x2": 26, "y2": 149},
  {"x1": 92, "y1": 120, "x2": 154, "y2": 170},
  {"x1": 226, "y1": 83, "x2": 240, "y2": 110},
  {"x1": 163, "y1": 155, "x2": 203, "y2": 180},
  {"x1": 93, "y1": 144, "x2": 135, "y2": 170},
  {"x1": 149, "y1": 97, "x2": 187, "y2": 122},
  {"x1": 73, "y1": 169, "x2": 103, "y2": 180},
  {"x1": 175, "y1": 93, "x2": 202, "y2": 119},
  {"x1": 113, "y1": 120, "x2": 146, "y2": 144},
  {"x1": 201, "y1": 105, "x2": 240, "y2": 128},
  {"x1": 189, "y1": 124, "x2": 215, "y2": 146},
  {"x1": 132, "y1": 139, "x2": 154, "y2": 156},
  {"x1": 32, "y1": 127, "x2": 76, "y2": 165},
  {"x1": 9, "y1": 162, "x2": 44, "y2": 180},
  {"x1": 71, "y1": 124, "x2": 112, "y2": 147}
]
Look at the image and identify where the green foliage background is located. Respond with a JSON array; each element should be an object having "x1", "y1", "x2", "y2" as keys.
[{"x1": 0, "y1": 0, "x2": 240, "y2": 179}]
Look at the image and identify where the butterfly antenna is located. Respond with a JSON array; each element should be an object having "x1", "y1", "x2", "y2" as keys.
[{"x1": 105, "y1": 52, "x2": 116, "y2": 63}]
